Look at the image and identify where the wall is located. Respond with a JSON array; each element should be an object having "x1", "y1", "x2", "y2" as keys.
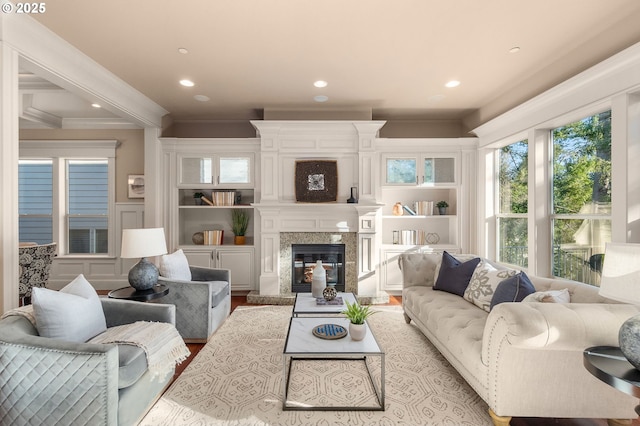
[{"x1": 19, "y1": 128, "x2": 145, "y2": 203}]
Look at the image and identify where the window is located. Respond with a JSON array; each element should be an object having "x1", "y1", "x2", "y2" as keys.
[
  {"x1": 67, "y1": 160, "x2": 109, "y2": 254},
  {"x1": 497, "y1": 140, "x2": 528, "y2": 267},
  {"x1": 551, "y1": 111, "x2": 611, "y2": 285},
  {"x1": 19, "y1": 140, "x2": 116, "y2": 256},
  {"x1": 19, "y1": 160, "x2": 53, "y2": 244}
]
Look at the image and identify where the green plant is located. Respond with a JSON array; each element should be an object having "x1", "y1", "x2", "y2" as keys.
[
  {"x1": 341, "y1": 300, "x2": 376, "y2": 325},
  {"x1": 193, "y1": 191, "x2": 205, "y2": 199},
  {"x1": 436, "y1": 200, "x2": 449, "y2": 208},
  {"x1": 231, "y1": 209, "x2": 250, "y2": 236}
]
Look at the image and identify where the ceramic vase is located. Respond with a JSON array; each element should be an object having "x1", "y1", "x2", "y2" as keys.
[
  {"x1": 311, "y1": 260, "x2": 326, "y2": 298},
  {"x1": 392, "y1": 202, "x2": 404, "y2": 216},
  {"x1": 234, "y1": 235, "x2": 246, "y2": 245},
  {"x1": 349, "y1": 323, "x2": 366, "y2": 341}
]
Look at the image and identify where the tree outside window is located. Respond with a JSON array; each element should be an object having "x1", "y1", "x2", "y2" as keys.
[{"x1": 552, "y1": 110, "x2": 611, "y2": 285}]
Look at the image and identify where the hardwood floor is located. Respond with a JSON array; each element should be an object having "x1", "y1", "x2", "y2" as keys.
[{"x1": 170, "y1": 294, "x2": 638, "y2": 426}]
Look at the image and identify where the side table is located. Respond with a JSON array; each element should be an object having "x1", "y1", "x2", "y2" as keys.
[
  {"x1": 108, "y1": 284, "x2": 169, "y2": 302},
  {"x1": 584, "y1": 345, "x2": 640, "y2": 417}
]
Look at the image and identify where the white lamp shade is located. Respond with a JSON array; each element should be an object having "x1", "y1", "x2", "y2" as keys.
[
  {"x1": 598, "y1": 242, "x2": 640, "y2": 304},
  {"x1": 120, "y1": 228, "x2": 168, "y2": 259}
]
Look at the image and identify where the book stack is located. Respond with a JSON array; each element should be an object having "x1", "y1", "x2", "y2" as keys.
[
  {"x1": 414, "y1": 201, "x2": 434, "y2": 216},
  {"x1": 396, "y1": 230, "x2": 432, "y2": 245},
  {"x1": 212, "y1": 191, "x2": 235, "y2": 206},
  {"x1": 203, "y1": 230, "x2": 224, "y2": 245}
]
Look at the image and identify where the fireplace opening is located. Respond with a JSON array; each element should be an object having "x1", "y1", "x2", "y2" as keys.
[{"x1": 291, "y1": 244, "x2": 346, "y2": 292}]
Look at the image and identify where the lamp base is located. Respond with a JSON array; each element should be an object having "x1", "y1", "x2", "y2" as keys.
[
  {"x1": 128, "y1": 257, "x2": 159, "y2": 291},
  {"x1": 620, "y1": 314, "x2": 640, "y2": 369}
]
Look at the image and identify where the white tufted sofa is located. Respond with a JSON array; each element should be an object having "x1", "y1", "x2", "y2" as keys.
[{"x1": 399, "y1": 252, "x2": 640, "y2": 426}]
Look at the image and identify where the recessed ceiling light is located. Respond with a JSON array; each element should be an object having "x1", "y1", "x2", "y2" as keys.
[
  {"x1": 314, "y1": 80, "x2": 328, "y2": 88},
  {"x1": 179, "y1": 79, "x2": 195, "y2": 87},
  {"x1": 445, "y1": 80, "x2": 460, "y2": 88},
  {"x1": 314, "y1": 95, "x2": 329, "y2": 102},
  {"x1": 178, "y1": 47, "x2": 189, "y2": 54},
  {"x1": 509, "y1": 46, "x2": 521, "y2": 54},
  {"x1": 91, "y1": 103, "x2": 101, "y2": 108},
  {"x1": 194, "y1": 94, "x2": 210, "y2": 102}
]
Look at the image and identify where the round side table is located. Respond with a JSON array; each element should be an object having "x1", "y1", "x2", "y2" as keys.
[
  {"x1": 584, "y1": 345, "x2": 640, "y2": 416},
  {"x1": 108, "y1": 284, "x2": 169, "y2": 302}
]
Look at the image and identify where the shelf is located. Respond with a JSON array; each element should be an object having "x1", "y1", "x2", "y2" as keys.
[
  {"x1": 179, "y1": 204, "x2": 254, "y2": 209},
  {"x1": 382, "y1": 215, "x2": 456, "y2": 219}
]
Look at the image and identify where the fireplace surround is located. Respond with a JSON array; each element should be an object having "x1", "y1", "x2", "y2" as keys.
[{"x1": 291, "y1": 243, "x2": 346, "y2": 293}]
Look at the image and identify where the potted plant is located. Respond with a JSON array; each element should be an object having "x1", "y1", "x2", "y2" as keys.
[
  {"x1": 342, "y1": 300, "x2": 376, "y2": 341},
  {"x1": 436, "y1": 200, "x2": 449, "y2": 215},
  {"x1": 231, "y1": 209, "x2": 250, "y2": 245},
  {"x1": 193, "y1": 191, "x2": 205, "y2": 205}
]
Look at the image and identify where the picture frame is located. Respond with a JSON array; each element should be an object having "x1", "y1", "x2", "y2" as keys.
[
  {"x1": 128, "y1": 174, "x2": 145, "y2": 199},
  {"x1": 294, "y1": 160, "x2": 338, "y2": 203}
]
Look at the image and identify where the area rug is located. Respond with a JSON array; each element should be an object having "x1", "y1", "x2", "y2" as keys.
[{"x1": 140, "y1": 305, "x2": 491, "y2": 425}]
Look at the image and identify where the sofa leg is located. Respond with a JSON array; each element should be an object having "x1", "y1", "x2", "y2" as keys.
[
  {"x1": 403, "y1": 313, "x2": 411, "y2": 324},
  {"x1": 488, "y1": 409, "x2": 511, "y2": 426},
  {"x1": 607, "y1": 419, "x2": 632, "y2": 426}
]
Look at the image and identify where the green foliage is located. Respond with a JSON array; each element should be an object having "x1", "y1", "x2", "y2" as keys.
[
  {"x1": 341, "y1": 300, "x2": 376, "y2": 325},
  {"x1": 231, "y1": 209, "x2": 250, "y2": 236},
  {"x1": 193, "y1": 192, "x2": 204, "y2": 199},
  {"x1": 436, "y1": 200, "x2": 448, "y2": 208}
]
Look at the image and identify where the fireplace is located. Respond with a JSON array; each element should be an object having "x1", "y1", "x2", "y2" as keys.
[{"x1": 291, "y1": 244, "x2": 346, "y2": 292}]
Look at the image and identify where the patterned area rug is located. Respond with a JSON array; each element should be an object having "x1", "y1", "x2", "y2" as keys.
[{"x1": 141, "y1": 305, "x2": 491, "y2": 425}]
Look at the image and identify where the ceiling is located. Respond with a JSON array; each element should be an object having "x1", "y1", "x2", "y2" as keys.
[{"x1": 20, "y1": 0, "x2": 640, "y2": 131}]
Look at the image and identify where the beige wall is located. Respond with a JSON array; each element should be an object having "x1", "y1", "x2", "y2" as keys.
[{"x1": 19, "y1": 128, "x2": 145, "y2": 203}]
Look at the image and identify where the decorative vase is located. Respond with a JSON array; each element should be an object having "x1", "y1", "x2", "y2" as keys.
[
  {"x1": 311, "y1": 260, "x2": 326, "y2": 298},
  {"x1": 392, "y1": 202, "x2": 404, "y2": 216},
  {"x1": 234, "y1": 235, "x2": 246, "y2": 245},
  {"x1": 323, "y1": 286, "x2": 337, "y2": 301},
  {"x1": 619, "y1": 314, "x2": 640, "y2": 369},
  {"x1": 347, "y1": 186, "x2": 359, "y2": 204},
  {"x1": 349, "y1": 323, "x2": 366, "y2": 341},
  {"x1": 438, "y1": 207, "x2": 447, "y2": 215},
  {"x1": 192, "y1": 232, "x2": 205, "y2": 245}
]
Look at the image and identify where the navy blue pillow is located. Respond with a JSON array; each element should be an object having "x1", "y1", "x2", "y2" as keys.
[
  {"x1": 433, "y1": 251, "x2": 481, "y2": 297},
  {"x1": 490, "y1": 271, "x2": 536, "y2": 310}
]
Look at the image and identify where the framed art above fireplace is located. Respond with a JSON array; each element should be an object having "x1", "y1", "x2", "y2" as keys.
[{"x1": 294, "y1": 160, "x2": 338, "y2": 203}]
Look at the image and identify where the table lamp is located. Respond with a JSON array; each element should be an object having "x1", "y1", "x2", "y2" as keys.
[
  {"x1": 598, "y1": 242, "x2": 640, "y2": 369},
  {"x1": 120, "y1": 228, "x2": 168, "y2": 291}
]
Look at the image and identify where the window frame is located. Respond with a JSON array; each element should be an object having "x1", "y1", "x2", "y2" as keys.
[{"x1": 19, "y1": 140, "x2": 117, "y2": 257}]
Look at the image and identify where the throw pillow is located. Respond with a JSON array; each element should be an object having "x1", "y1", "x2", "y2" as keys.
[
  {"x1": 159, "y1": 249, "x2": 191, "y2": 281},
  {"x1": 433, "y1": 251, "x2": 481, "y2": 297},
  {"x1": 464, "y1": 261, "x2": 518, "y2": 312},
  {"x1": 32, "y1": 274, "x2": 107, "y2": 342},
  {"x1": 522, "y1": 288, "x2": 571, "y2": 303},
  {"x1": 489, "y1": 271, "x2": 536, "y2": 311}
]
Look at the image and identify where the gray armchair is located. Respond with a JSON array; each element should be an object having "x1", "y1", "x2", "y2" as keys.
[
  {"x1": 0, "y1": 298, "x2": 176, "y2": 426},
  {"x1": 158, "y1": 266, "x2": 231, "y2": 342}
]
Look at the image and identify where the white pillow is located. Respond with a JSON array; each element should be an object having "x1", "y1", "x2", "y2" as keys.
[
  {"x1": 159, "y1": 249, "x2": 192, "y2": 281},
  {"x1": 522, "y1": 288, "x2": 571, "y2": 303},
  {"x1": 32, "y1": 274, "x2": 107, "y2": 342}
]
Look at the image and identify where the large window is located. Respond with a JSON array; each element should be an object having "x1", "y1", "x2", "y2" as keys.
[
  {"x1": 19, "y1": 140, "x2": 115, "y2": 256},
  {"x1": 551, "y1": 110, "x2": 611, "y2": 285},
  {"x1": 497, "y1": 140, "x2": 528, "y2": 267}
]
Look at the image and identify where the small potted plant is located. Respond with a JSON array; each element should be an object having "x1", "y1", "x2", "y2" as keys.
[
  {"x1": 342, "y1": 300, "x2": 376, "y2": 341},
  {"x1": 436, "y1": 200, "x2": 449, "y2": 215},
  {"x1": 193, "y1": 191, "x2": 205, "y2": 205},
  {"x1": 231, "y1": 209, "x2": 250, "y2": 245}
]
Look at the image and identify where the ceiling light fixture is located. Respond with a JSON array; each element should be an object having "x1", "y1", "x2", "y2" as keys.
[
  {"x1": 314, "y1": 95, "x2": 329, "y2": 103},
  {"x1": 178, "y1": 47, "x2": 189, "y2": 54},
  {"x1": 445, "y1": 80, "x2": 460, "y2": 88},
  {"x1": 314, "y1": 80, "x2": 328, "y2": 88},
  {"x1": 509, "y1": 46, "x2": 521, "y2": 54},
  {"x1": 91, "y1": 103, "x2": 101, "y2": 108},
  {"x1": 179, "y1": 79, "x2": 195, "y2": 87},
  {"x1": 194, "y1": 95, "x2": 210, "y2": 102}
]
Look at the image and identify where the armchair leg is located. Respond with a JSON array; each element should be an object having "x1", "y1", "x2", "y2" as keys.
[
  {"x1": 607, "y1": 420, "x2": 632, "y2": 426},
  {"x1": 403, "y1": 313, "x2": 411, "y2": 324},
  {"x1": 488, "y1": 409, "x2": 511, "y2": 426}
]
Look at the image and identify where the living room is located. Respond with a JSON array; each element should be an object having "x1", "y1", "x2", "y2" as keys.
[{"x1": 4, "y1": 2, "x2": 640, "y2": 425}]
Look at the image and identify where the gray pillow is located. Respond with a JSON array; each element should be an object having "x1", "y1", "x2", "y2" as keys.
[
  {"x1": 490, "y1": 272, "x2": 536, "y2": 310},
  {"x1": 433, "y1": 251, "x2": 481, "y2": 297}
]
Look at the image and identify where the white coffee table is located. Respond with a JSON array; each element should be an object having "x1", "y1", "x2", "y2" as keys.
[
  {"x1": 282, "y1": 316, "x2": 385, "y2": 411},
  {"x1": 292, "y1": 292, "x2": 357, "y2": 317}
]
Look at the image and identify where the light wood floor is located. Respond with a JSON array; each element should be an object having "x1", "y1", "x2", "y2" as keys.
[{"x1": 171, "y1": 294, "x2": 638, "y2": 426}]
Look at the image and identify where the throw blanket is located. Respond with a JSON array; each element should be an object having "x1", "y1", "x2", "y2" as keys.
[{"x1": 89, "y1": 321, "x2": 191, "y2": 381}]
